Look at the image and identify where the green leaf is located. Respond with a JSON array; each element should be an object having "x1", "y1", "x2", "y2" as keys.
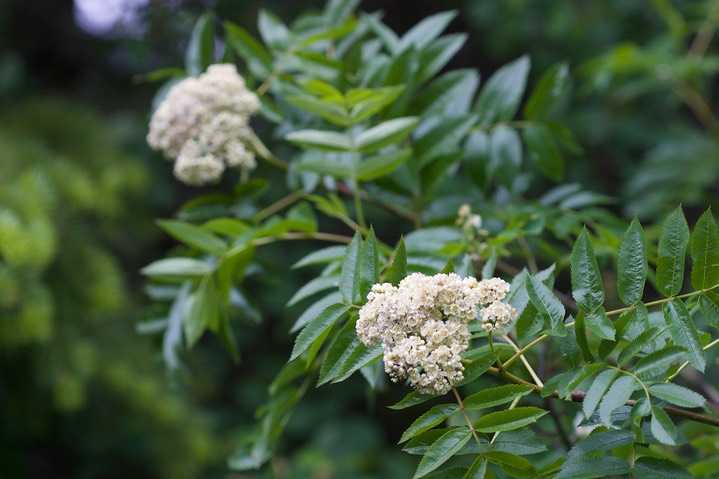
[
  {"x1": 650, "y1": 405, "x2": 677, "y2": 445},
  {"x1": 292, "y1": 245, "x2": 345, "y2": 269},
  {"x1": 558, "y1": 364, "x2": 603, "y2": 399},
  {"x1": 332, "y1": 342, "x2": 383, "y2": 383},
  {"x1": 475, "y1": 55, "x2": 530, "y2": 125},
  {"x1": 522, "y1": 124, "x2": 564, "y2": 181},
  {"x1": 157, "y1": 219, "x2": 227, "y2": 255},
  {"x1": 598, "y1": 375, "x2": 635, "y2": 426},
  {"x1": 318, "y1": 316, "x2": 360, "y2": 385},
  {"x1": 257, "y1": 9, "x2": 290, "y2": 50},
  {"x1": 463, "y1": 385, "x2": 534, "y2": 410},
  {"x1": 390, "y1": 391, "x2": 438, "y2": 410},
  {"x1": 400, "y1": 404, "x2": 460, "y2": 443},
  {"x1": 488, "y1": 125, "x2": 522, "y2": 185},
  {"x1": 525, "y1": 274, "x2": 566, "y2": 336},
  {"x1": 350, "y1": 86, "x2": 405, "y2": 122},
  {"x1": 633, "y1": 457, "x2": 692, "y2": 479},
  {"x1": 385, "y1": 237, "x2": 407, "y2": 286},
  {"x1": 340, "y1": 231, "x2": 362, "y2": 304},
  {"x1": 413, "y1": 69, "x2": 480, "y2": 117},
  {"x1": 648, "y1": 382, "x2": 706, "y2": 408},
  {"x1": 473, "y1": 407, "x2": 548, "y2": 433},
  {"x1": 554, "y1": 457, "x2": 630, "y2": 479},
  {"x1": 573, "y1": 312, "x2": 594, "y2": 363},
  {"x1": 485, "y1": 451, "x2": 535, "y2": 479},
  {"x1": 584, "y1": 308, "x2": 615, "y2": 341},
  {"x1": 413, "y1": 428, "x2": 472, "y2": 479},
  {"x1": 570, "y1": 228, "x2": 605, "y2": 314},
  {"x1": 224, "y1": 22, "x2": 272, "y2": 78},
  {"x1": 184, "y1": 278, "x2": 218, "y2": 348},
  {"x1": 691, "y1": 208, "x2": 719, "y2": 290},
  {"x1": 489, "y1": 429, "x2": 547, "y2": 456},
  {"x1": 656, "y1": 207, "x2": 690, "y2": 297},
  {"x1": 463, "y1": 456, "x2": 487, "y2": 479},
  {"x1": 414, "y1": 114, "x2": 478, "y2": 167},
  {"x1": 290, "y1": 304, "x2": 348, "y2": 361},
  {"x1": 355, "y1": 117, "x2": 419, "y2": 153},
  {"x1": 566, "y1": 429, "x2": 634, "y2": 461},
  {"x1": 357, "y1": 148, "x2": 412, "y2": 181},
  {"x1": 618, "y1": 217, "x2": 648, "y2": 305},
  {"x1": 664, "y1": 299, "x2": 705, "y2": 372},
  {"x1": 324, "y1": 0, "x2": 360, "y2": 26},
  {"x1": 415, "y1": 33, "x2": 467, "y2": 84},
  {"x1": 185, "y1": 13, "x2": 214, "y2": 76},
  {"x1": 141, "y1": 258, "x2": 212, "y2": 277},
  {"x1": 524, "y1": 62, "x2": 569, "y2": 121},
  {"x1": 583, "y1": 369, "x2": 617, "y2": 419},
  {"x1": 397, "y1": 10, "x2": 457, "y2": 52},
  {"x1": 454, "y1": 351, "x2": 497, "y2": 386},
  {"x1": 286, "y1": 95, "x2": 350, "y2": 126},
  {"x1": 297, "y1": 152, "x2": 353, "y2": 178},
  {"x1": 617, "y1": 325, "x2": 664, "y2": 367},
  {"x1": 634, "y1": 345, "x2": 686, "y2": 381},
  {"x1": 360, "y1": 227, "x2": 380, "y2": 297},
  {"x1": 286, "y1": 129, "x2": 353, "y2": 152},
  {"x1": 699, "y1": 291, "x2": 719, "y2": 328}
]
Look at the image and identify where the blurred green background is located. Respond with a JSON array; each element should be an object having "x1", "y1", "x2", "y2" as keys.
[{"x1": 1, "y1": 0, "x2": 718, "y2": 477}]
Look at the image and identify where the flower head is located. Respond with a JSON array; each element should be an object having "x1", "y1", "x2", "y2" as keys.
[
  {"x1": 147, "y1": 64, "x2": 260, "y2": 185},
  {"x1": 357, "y1": 272, "x2": 515, "y2": 395}
]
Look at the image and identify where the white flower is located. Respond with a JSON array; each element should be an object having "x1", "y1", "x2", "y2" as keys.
[
  {"x1": 147, "y1": 64, "x2": 260, "y2": 186},
  {"x1": 357, "y1": 273, "x2": 515, "y2": 395}
]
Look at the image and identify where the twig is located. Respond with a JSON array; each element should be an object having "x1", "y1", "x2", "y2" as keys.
[{"x1": 452, "y1": 387, "x2": 484, "y2": 453}]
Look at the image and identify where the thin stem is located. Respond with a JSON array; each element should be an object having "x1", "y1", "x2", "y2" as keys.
[
  {"x1": 452, "y1": 387, "x2": 484, "y2": 454},
  {"x1": 501, "y1": 321, "x2": 576, "y2": 372},
  {"x1": 667, "y1": 336, "x2": 719, "y2": 381},
  {"x1": 246, "y1": 130, "x2": 288, "y2": 171},
  {"x1": 606, "y1": 284, "x2": 719, "y2": 317},
  {"x1": 518, "y1": 237, "x2": 538, "y2": 275},
  {"x1": 253, "y1": 190, "x2": 306, "y2": 223},
  {"x1": 335, "y1": 182, "x2": 419, "y2": 225},
  {"x1": 689, "y1": 0, "x2": 719, "y2": 59},
  {"x1": 671, "y1": 80, "x2": 719, "y2": 138},
  {"x1": 488, "y1": 332, "x2": 503, "y2": 370},
  {"x1": 500, "y1": 334, "x2": 544, "y2": 388}
]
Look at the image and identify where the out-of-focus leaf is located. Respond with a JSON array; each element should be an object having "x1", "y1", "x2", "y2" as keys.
[
  {"x1": 475, "y1": 55, "x2": 530, "y2": 125},
  {"x1": 524, "y1": 62, "x2": 569, "y2": 121}
]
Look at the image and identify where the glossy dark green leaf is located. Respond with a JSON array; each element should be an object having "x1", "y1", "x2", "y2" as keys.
[
  {"x1": 648, "y1": 382, "x2": 706, "y2": 408},
  {"x1": 292, "y1": 245, "x2": 345, "y2": 269},
  {"x1": 414, "y1": 114, "x2": 477, "y2": 167},
  {"x1": 350, "y1": 86, "x2": 405, "y2": 122},
  {"x1": 356, "y1": 117, "x2": 419, "y2": 153},
  {"x1": 572, "y1": 312, "x2": 593, "y2": 363},
  {"x1": 473, "y1": 407, "x2": 548, "y2": 433},
  {"x1": 357, "y1": 149, "x2": 412, "y2": 181},
  {"x1": 475, "y1": 55, "x2": 530, "y2": 125},
  {"x1": 332, "y1": 341, "x2": 382, "y2": 383},
  {"x1": 570, "y1": 228, "x2": 605, "y2": 314},
  {"x1": 633, "y1": 456, "x2": 692, "y2": 479},
  {"x1": 463, "y1": 456, "x2": 487, "y2": 479},
  {"x1": 413, "y1": 428, "x2": 472, "y2": 479},
  {"x1": 286, "y1": 129, "x2": 353, "y2": 151},
  {"x1": 463, "y1": 385, "x2": 534, "y2": 410},
  {"x1": 359, "y1": 227, "x2": 380, "y2": 298},
  {"x1": 618, "y1": 217, "x2": 648, "y2": 305},
  {"x1": 489, "y1": 429, "x2": 547, "y2": 456},
  {"x1": 386, "y1": 237, "x2": 407, "y2": 286},
  {"x1": 617, "y1": 325, "x2": 664, "y2": 367},
  {"x1": 554, "y1": 457, "x2": 630, "y2": 479},
  {"x1": 656, "y1": 207, "x2": 690, "y2": 297},
  {"x1": 598, "y1": 375, "x2": 635, "y2": 426},
  {"x1": 488, "y1": 125, "x2": 522, "y2": 185},
  {"x1": 318, "y1": 316, "x2": 359, "y2": 385},
  {"x1": 184, "y1": 278, "x2": 219, "y2": 348},
  {"x1": 400, "y1": 404, "x2": 460, "y2": 443},
  {"x1": 522, "y1": 124, "x2": 564, "y2": 181},
  {"x1": 584, "y1": 308, "x2": 615, "y2": 341},
  {"x1": 664, "y1": 299, "x2": 705, "y2": 372},
  {"x1": 286, "y1": 94, "x2": 349, "y2": 126},
  {"x1": 413, "y1": 69, "x2": 480, "y2": 117},
  {"x1": 524, "y1": 62, "x2": 569, "y2": 121},
  {"x1": 558, "y1": 364, "x2": 602, "y2": 399},
  {"x1": 566, "y1": 429, "x2": 634, "y2": 462},
  {"x1": 290, "y1": 303, "x2": 348, "y2": 361},
  {"x1": 389, "y1": 391, "x2": 438, "y2": 410},
  {"x1": 340, "y1": 231, "x2": 362, "y2": 303},
  {"x1": 415, "y1": 33, "x2": 467, "y2": 84},
  {"x1": 699, "y1": 291, "x2": 719, "y2": 328},
  {"x1": 157, "y1": 219, "x2": 227, "y2": 255},
  {"x1": 525, "y1": 273, "x2": 566, "y2": 336},
  {"x1": 650, "y1": 405, "x2": 677, "y2": 445},
  {"x1": 634, "y1": 345, "x2": 686, "y2": 381},
  {"x1": 690, "y1": 208, "x2": 719, "y2": 290},
  {"x1": 185, "y1": 13, "x2": 214, "y2": 76},
  {"x1": 582, "y1": 369, "x2": 617, "y2": 419},
  {"x1": 224, "y1": 22, "x2": 272, "y2": 78},
  {"x1": 484, "y1": 451, "x2": 535, "y2": 479}
]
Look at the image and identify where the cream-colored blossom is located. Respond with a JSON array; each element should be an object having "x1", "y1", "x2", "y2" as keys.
[
  {"x1": 147, "y1": 64, "x2": 260, "y2": 185},
  {"x1": 357, "y1": 272, "x2": 515, "y2": 395}
]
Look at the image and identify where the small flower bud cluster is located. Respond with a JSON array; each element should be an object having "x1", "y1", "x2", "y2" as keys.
[
  {"x1": 357, "y1": 273, "x2": 516, "y2": 395},
  {"x1": 147, "y1": 64, "x2": 260, "y2": 186},
  {"x1": 456, "y1": 203, "x2": 482, "y2": 232}
]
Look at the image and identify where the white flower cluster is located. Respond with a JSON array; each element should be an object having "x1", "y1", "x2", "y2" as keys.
[
  {"x1": 456, "y1": 203, "x2": 482, "y2": 231},
  {"x1": 357, "y1": 273, "x2": 516, "y2": 395},
  {"x1": 147, "y1": 64, "x2": 260, "y2": 186}
]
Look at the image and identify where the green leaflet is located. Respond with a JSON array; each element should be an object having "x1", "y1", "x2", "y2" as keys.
[
  {"x1": 690, "y1": 208, "x2": 719, "y2": 290},
  {"x1": 355, "y1": 117, "x2": 419, "y2": 153},
  {"x1": 185, "y1": 13, "x2": 214, "y2": 76},
  {"x1": 141, "y1": 257, "x2": 212, "y2": 278},
  {"x1": 650, "y1": 405, "x2": 678, "y2": 445},
  {"x1": 473, "y1": 407, "x2": 548, "y2": 433},
  {"x1": 566, "y1": 429, "x2": 634, "y2": 462},
  {"x1": 648, "y1": 382, "x2": 706, "y2": 408},
  {"x1": 340, "y1": 231, "x2": 362, "y2": 304},
  {"x1": 634, "y1": 345, "x2": 686, "y2": 381},
  {"x1": 357, "y1": 149, "x2": 412, "y2": 181},
  {"x1": 523, "y1": 62, "x2": 569, "y2": 121},
  {"x1": 617, "y1": 217, "x2": 647, "y2": 305},
  {"x1": 570, "y1": 228, "x2": 605, "y2": 314},
  {"x1": 699, "y1": 291, "x2": 719, "y2": 329},
  {"x1": 413, "y1": 428, "x2": 472, "y2": 479},
  {"x1": 317, "y1": 316, "x2": 359, "y2": 385},
  {"x1": 399, "y1": 404, "x2": 460, "y2": 443},
  {"x1": 475, "y1": 55, "x2": 530, "y2": 125},
  {"x1": 656, "y1": 207, "x2": 690, "y2": 297},
  {"x1": 389, "y1": 391, "x2": 438, "y2": 410},
  {"x1": 224, "y1": 22, "x2": 272, "y2": 78},
  {"x1": 554, "y1": 457, "x2": 630, "y2": 479},
  {"x1": 286, "y1": 129, "x2": 353, "y2": 152},
  {"x1": 663, "y1": 299, "x2": 705, "y2": 372},
  {"x1": 290, "y1": 303, "x2": 349, "y2": 361},
  {"x1": 522, "y1": 124, "x2": 564, "y2": 181},
  {"x1": 463, "y1": 385, "x2": 534, "y2": 410},
  {"x1": 257, "y1": 9, "x2": 290, "y2": 50},
  {"x1": 385, "y1": 237, "x2": 407, "y2": 286},
  {"x1": 397, "y1": 10, "x2": 457, "y2": 52},
  {"x1": 583, "y1": 369, "x2": 618, "y2": 419},
  {"x1": 484, "y1": 451, "x2": 536, "y2": 479},
  {"x1": 525, "y1": 273, "x2": 566, "y2": 336},
  {"x1": 583, "y1": 308, "x2": 615, "y2": 341},
  {"x1": 598, "y1": 375, "x2": 635, "y2": 426},
  {"x1": 156, "y1": 219, "x2": 227, "y2": 255},
  {"x1": 633, "y1": 457, "x2": 693, "y2": 479}
]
